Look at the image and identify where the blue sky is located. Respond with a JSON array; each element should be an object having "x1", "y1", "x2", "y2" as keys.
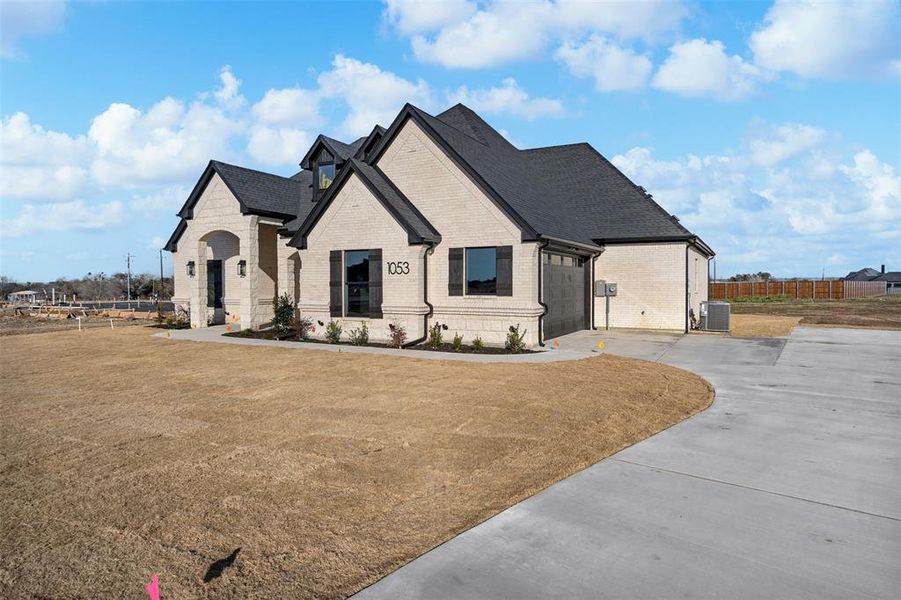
[{"x1": 1, "y1": 0, "x2": 899, "y2": 281}]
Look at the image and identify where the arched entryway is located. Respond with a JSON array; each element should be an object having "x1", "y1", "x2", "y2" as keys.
[{"x1": 198, "y1": 230, "x2": 241, "y2": 325}]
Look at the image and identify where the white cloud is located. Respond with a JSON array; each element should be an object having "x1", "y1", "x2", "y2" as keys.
[
  {"x1": 611, "y1": 126, "x2": 901, "y2": 276},
  {"x1": 147, "y1": 236, "x2": 165, "y2": 250},
  {"x1": 317, "y1": 54, "x2": 433, "y2": 137},
  {"x1": 383, "y1": 0, "x2": 478, "y2": 35},
  {"x1": 1, "y1": 200, "x2": 125, "y2": 238},
  {"x1": 213, "y1": 65, "x2": 246, "y2": 110},
  {"x1": 748, "y1": 123, "x2": 827, "y2": 166},
  {"x1": 129, "y1": 186, "x2": 189, "y2": 216},
  {"x1": 1, "y1": 164, "x2": 88, "y2": 200},
  {"x1": 0, "y1": 112, "x2": 91, "y2": 199},
  {"x1": 0, "y1": 0, "x2": 67, "y2": 58},
  {"x1": 751, "y1": 0, "x2": 900, "y2": 79},
  {"x1": 88, "y1": 96, "x2": 244, "y2": 186},
  {"x1": 448, "y1": 78, "x2": 563, "y2": 120},
  {"x1": 252, "y1": 87, "x2": 321, "y2": 126},
  {"x1": 247, "y1": 126, "x2": 313, "y2": 166},
  {"x1": 652, "y1": 39, "x2": 768, "y2": 101},
  {"x1": 555, "y1": 35, "x2": 652, "y2": 92},
  {"x1": 392, "y1": 0, "x2": 686, "y2": 69}
]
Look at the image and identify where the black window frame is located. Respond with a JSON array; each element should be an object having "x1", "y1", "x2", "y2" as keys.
[
  {"x1": 464, "y1": 246, "x2": 498, "y2": 296},
  {"x1": 312, "y1": 148, "x2": 336, "y2": 201},
  {"x1": 344, "y1": 249, "x2": 370, "y2": 317}
]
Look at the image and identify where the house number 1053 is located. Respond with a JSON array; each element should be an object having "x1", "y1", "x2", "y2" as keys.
[{"x1": 387, "y1": 261, "x2": 410, "y2": 275}]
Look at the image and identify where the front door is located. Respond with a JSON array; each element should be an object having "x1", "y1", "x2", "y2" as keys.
[{"x1": 207, "y1": 259, "x2": 224, "y2": 324}]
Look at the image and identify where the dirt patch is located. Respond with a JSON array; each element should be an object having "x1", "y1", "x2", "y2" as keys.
[
  {"x1": 1, "y1": 327, "x2": 712, "y2": 599},
  {"x1": 730, "y1": 314, "x2": 801, "y2": 337},
  {"x1": 0, "y1": 313, "x2": 158, "y2": 336},
  {"x1": 730, "y1": 295, "x2": 901, "y2": 330}
]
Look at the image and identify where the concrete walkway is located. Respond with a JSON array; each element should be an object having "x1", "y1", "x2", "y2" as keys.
[{"x1": 354, "y1": 327, "x2": 901, "y2": 599}]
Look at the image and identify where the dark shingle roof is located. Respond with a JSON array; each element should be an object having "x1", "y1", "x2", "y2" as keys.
[
  {"x1": 396, "y1": 104, "x2": 705, "y2": 251},
  {"x1": 844, "y1": 267, "x2": 881, "y2": 280},
  {"x1": 206, "y1": 160, "x2": 304, "y2": 218},
  {"x1": 872, "y1": 271, "x2": 901, "y2": 282}
]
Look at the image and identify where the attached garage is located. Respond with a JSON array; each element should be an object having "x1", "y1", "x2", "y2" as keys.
[{"x1": 542, "y1": 251, "x2": 592, "y2": 340}]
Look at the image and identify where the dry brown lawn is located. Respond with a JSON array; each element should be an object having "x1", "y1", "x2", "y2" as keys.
[
  {"x1": 730, "y1": 314, "x2": 802, "y2": 337},
  {"x1": 1, "y1": 327, "x2": 712, "y2": 599},
  {"x1": 730, "y1": 294, "x2": 901, "y2": 330}
]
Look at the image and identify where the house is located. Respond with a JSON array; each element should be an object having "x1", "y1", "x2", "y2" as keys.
[
  {"x1": 844, "y1": 265, "x2": 900, "y2": 294},
  {"x1": 6, "y1": 290, "x2": 40, "y2": 304},
  {"x1": 165, "y1": 103, "x2": 714, "y2": 347}
]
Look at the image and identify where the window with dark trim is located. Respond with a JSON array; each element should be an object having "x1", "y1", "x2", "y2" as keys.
[
  {"x1": 345, "y1": 250, "x2": 370, "y2": 316},
  {"x1": 465, "y1": 247, "x2": 497, "y2": 295},
  {"x1": 318, "y1": 163, "x2": 335, "y2": 190}
]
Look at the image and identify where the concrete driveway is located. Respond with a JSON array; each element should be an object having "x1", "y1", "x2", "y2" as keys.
[{"x1": 354, "y1": 327, "x2": 901, "y2": 599}]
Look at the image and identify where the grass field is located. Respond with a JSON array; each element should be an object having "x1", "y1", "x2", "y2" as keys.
[
  {"x1": 730, "y1": 294, "x2": 901, "y2": 330},
  {"x1": 0, "y1": 327, "x2": 712, "y2": 599}
]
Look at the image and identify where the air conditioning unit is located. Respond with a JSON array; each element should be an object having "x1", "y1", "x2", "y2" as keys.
[{"x1": 700, "y1": 301, "x2": 730, "y2": 332}]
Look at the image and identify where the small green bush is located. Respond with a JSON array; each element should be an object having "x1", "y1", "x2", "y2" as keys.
[
  {"x1": 293, "y1": 315, "x2": 314, "y2": 340},
  {"x1": 452, "y1": 332, "x2": 464, "y2": 352},
  {"x1": 505, "y1": 324, "x2": 527, "y2": 353},
  {"x1": 427, "y1": 322, "x2": 444, "y2": 349},
  {"x1": 387, "y1": 321, "x2": 407, "y2": 348},
  {"x1": 472, "y1": 336, "x2": 484, "y2": 352},
  {"x1": 325, "y1": 320, "x2": 343, "y2": 344},
  {"x1": 271, "y1": 292, "x2": 297, "y2": 336},
  {"x1": 348, "y1": 321, "x2": 369, "y2": 346}
]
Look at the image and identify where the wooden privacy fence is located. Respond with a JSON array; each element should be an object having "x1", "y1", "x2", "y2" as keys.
[{"x1": 709, "y1": 280, "x2": 886, "y2": 300}]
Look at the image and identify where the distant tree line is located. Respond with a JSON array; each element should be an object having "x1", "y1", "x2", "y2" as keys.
[
  {"x1": 1, "y1": 272, "x2": 173, "y2": 301},
  {"x1": 728, "y1": 272, "x2": 774, "y2": 282}
]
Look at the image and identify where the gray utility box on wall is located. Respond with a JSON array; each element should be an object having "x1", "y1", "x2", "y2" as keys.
[
  {"x1": 594, "y1": 280, "x2": 618, "y2": 296},
  {"x1": 700, "y1": 301, "x2": 731, "y2": 332}
]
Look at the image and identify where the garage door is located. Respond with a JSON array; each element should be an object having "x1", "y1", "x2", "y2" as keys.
[{"x1": 542, "y1": 252, "x2": 588, "y2": 340}]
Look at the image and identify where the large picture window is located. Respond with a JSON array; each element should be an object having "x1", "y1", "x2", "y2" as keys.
[
  {"x1": 465, "y1": 247, "x2": 497, "y2": 295},
  {"x1": 345, "y1": 250, "x2": 370, "y2": 316}
]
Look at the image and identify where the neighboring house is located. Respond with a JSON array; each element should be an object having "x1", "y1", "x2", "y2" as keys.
[
  {"x1": 6, "y1": 290, "x2": 40, "y2": 303},
  {"x1": 844, "y1": 267, "x2": 881, "y2": 281},
  {"x1": 872, "y1": 272, "x2": 901, "y2": 294},
  {"x1": 165, "y1": 103, "x2": 713, "y2": 346},
  {"x1": 844, "y1": 266, "x2": 900, "y2": 294}
]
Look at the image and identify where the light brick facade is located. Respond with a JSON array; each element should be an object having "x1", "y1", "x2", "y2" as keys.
[{"x1": 170, "y1": 111, "x2": 711, "y2": 345}]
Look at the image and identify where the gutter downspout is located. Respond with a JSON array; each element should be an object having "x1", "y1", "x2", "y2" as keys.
[
  {"x1": 684, "y1": 240, "x2": 691, "y2": 334},
  {"x1": 589, "y1": 247, "x2": 603, "y2": 330},
  {"x1": 403, "y1": 244, "x2": 434, "y2": 348},
  {"x1": 537, "y1": 240, "x2": 550, "y2": 347}
]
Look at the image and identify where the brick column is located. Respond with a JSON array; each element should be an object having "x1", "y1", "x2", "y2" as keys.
[
  {"x1": 240, "y1": 217, "x2": 260, "y2": 329},
  {"x1": 190, "y1": 241, "x2": 208, "y2": 328}
]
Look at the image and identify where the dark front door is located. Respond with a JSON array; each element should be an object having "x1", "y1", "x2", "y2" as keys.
[
  {"x1": 207, "y1": 260, "x2": 223, "y2": 309},
  {"x1": 542, "y1": 252, "x2": 588, "y2": 340}
]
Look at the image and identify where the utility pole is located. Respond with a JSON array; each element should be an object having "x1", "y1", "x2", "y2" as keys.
[{"x1": 126, "y1": 253, "x2": 134, "y2": 301}]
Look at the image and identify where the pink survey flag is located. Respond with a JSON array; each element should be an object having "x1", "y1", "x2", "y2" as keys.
[{"x1": 146, "y1": 573, "x2": 160, "y2": 600}]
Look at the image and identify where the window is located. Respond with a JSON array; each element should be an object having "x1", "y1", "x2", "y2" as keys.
[
  {"x1": 345, "y1": 250, "x2": 370, "y2": 316},
  {"x1": 466, "y1": 247, "x2": 497, "y2": 295},
  {"x1": 318, "y1": 163, "x2": 335, "y2": 190}
]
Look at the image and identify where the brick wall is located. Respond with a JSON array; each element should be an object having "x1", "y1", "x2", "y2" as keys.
[
  {"x1": 376, "y1": 120, "x2": 542, "y2": 346},
  {"x1": 594, "y1": 242, "x2": 688, "y2": 330}
]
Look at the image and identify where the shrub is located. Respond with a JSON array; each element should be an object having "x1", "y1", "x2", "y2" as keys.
[
  {"x1": 271, "y1": 292, "x2": 297, "y2": 336},
  {"x1": 387, "y1": 321, "x2": 407, "y2": 348},
  {"x1": 505, "y1": 324, "x2": 527, "y2": 353},
  {"x1": 325, "y1": 320, "x2": 342, "y2": 344},
  {"x1": 472, "y1": 336, "x2": 484, "y2": 352},
  {"x1": 165, "y1": 314, "x2": 176, "y2": 327},
  {"x1": 348, "y1": 321, "x2": 369, "y2": 346},
  {"x1": 452, "y1": 332, "x2": 464, "y2": 352},
  {"x1": 292, "y1": 315, "x2": 314, "y2": 340},
  {"x1": 427, "y1": 322, "x2": 444, "y2": 349}
]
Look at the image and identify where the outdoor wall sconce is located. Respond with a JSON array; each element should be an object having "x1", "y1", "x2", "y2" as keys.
[
  {"x1": 186, "y1": 261, "x2": 196, "y2": 278},
  {"x1": 237, "y1": 259, "x2": 247, "y2": 277}
]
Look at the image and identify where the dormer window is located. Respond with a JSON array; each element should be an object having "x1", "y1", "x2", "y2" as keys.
[{"x1": 318, "y1": 162, "x2": 335, "y2": 190}]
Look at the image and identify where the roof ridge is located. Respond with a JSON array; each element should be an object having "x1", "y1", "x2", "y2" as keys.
[
  {"x1": 210, "y1": 159, "x2": 300, "y2": 183},
  {"x1": 424, "y1": 105, "x2": 490, "y2": 147}
]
